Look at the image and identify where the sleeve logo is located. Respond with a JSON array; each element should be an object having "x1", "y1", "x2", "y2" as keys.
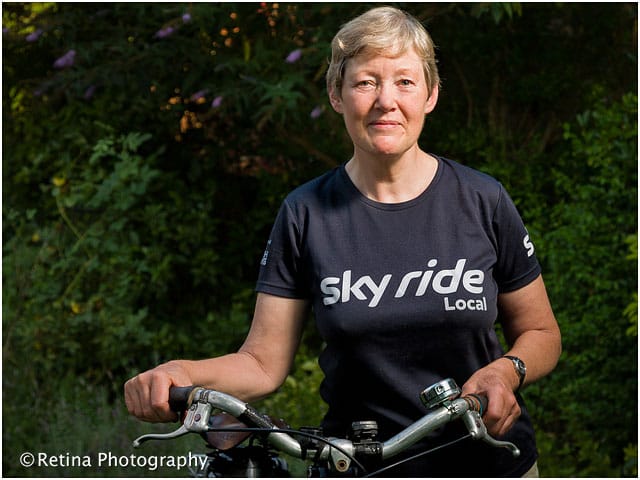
[
  {"x1": 260, "y1": 240, "x2": 271, "y2": 266},
  {"x1": 523, "y1": 233, "x2": 535, "y2": 257}
]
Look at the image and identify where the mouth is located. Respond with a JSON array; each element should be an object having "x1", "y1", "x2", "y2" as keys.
[{"x1": 369, "y1": 120, "x2": 400, "y2": 128}]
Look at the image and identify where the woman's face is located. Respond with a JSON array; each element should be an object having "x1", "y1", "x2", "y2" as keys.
[{"x1": 330, "y1": 48, "x2": 438, "y2": 160}]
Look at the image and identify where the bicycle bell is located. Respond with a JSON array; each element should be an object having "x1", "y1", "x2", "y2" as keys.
[{"x1": 420, "y1": 378, "x2": 461, "y2": 409}]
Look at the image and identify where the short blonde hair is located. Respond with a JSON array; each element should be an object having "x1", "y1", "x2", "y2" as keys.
[{"x1": 326, "y1": 6, "x2": 440, "y2": 95}]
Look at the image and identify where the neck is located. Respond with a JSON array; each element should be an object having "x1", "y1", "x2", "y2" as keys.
[{"x1": 345, "y1": 148, "x2": 438, "y2": 203}]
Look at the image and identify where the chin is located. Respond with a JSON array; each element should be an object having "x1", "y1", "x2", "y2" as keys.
[
  {"x1": 369, "y1": 137, "x2": 414, "y2": 156},
  {"x1": 369, "y1": 141, "x2": 398, "y2": 153},
  {"x1": 372, "y1": 144, "x2": 408, "y2": 157}
]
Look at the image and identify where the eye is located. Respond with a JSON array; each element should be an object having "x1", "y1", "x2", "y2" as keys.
[
  {"x1": 399, "y1": 79, "x2": 415, "y2": 87},
  {"x1": 354, "y1": 79, "x2": 375, "y2": 89}
]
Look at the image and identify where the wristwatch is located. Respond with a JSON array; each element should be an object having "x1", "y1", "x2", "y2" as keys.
[{"x1": 503, "y1": 355, "x2": 526, "y2": 391}]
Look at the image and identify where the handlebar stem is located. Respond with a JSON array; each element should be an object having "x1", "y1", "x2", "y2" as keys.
[{"x1": 324, "y1": 438, "x2": 356, "y2": 473}]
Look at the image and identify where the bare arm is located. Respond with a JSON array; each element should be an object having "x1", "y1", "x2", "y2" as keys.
[
  {"x1": 124, "y1": 293, "x2": 310, "y2": 422},
  {"x1": 498, "y1": 274, "x2": 562, "y2": 386},
  {"x1": 462, "y1": 274, "x2": 561, "y2": 436}
]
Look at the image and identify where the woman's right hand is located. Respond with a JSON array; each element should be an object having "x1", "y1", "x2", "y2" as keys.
[{"x1": 124, "y1": 360, "x2": 192, "y2": 423}]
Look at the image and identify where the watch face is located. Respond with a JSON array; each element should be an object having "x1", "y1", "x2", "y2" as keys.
[
  {"x1": 506, "y1": 356, "x2": 526, "y2": 375},
  {"x1": 504, "y1": 355, "x2": 526, "y2": 390}
]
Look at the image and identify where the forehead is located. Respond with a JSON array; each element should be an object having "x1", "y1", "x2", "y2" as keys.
[{"x1": 344, "y1": 48, "x2": 425, "y2": 76}]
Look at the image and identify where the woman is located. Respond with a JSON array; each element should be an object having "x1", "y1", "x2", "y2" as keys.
[{"x1": 125, "y1": 7, "x2": 561, "y2": 477}]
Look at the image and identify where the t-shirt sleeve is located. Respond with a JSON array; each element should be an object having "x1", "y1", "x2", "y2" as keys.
[
  {"x1": 492, "y1": 186, "x2": 541, "y2": 293},
  {"x1": 255, "y1": 200, "x2": 309, "y2": 299}
]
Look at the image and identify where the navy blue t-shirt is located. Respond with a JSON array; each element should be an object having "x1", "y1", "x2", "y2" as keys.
[{"x1": 256, "y1": 156, "x2": 540, "y2": 476}]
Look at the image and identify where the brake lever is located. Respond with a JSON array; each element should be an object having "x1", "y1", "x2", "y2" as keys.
[
  {"x1": 133, "y1": 400, "x2": 213, "y2": 448},
  {"x1": 133, "y1": 424, "x2": 190, "y2": 447},
  {"x1": 462, "y1": 410, "x2": 521, "y2": 457}
]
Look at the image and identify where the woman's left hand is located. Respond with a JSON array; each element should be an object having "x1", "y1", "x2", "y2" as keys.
[
  {"x1": 461, "y1": 359, "x2": 521, "y2": 438},
  {"x1": 461, "y1": 275, "x2": 562, "y2": 438}
]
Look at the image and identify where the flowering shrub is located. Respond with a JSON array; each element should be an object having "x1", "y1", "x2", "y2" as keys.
[{"x1": 53, "y1": 48, "x2": 75, "y2": 68}]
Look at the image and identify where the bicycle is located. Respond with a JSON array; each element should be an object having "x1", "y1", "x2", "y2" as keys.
[{"x1": 132, "y1": 378, "x2": 520, "y2": 477}]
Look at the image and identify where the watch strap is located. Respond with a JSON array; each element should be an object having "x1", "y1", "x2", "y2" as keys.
[{"x1": 503, "y1": 355, "x2": 526, "y2": 391}]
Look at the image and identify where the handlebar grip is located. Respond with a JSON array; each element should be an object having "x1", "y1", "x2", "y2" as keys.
[
  {"x1": 168, "y1": 386, "x2": 197, "y2": 412},
  {"x1": 465, "y1": 393, "x2": 488, "y2": 415}
]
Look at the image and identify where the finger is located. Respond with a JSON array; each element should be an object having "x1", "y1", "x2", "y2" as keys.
[
  {"x1": 132, "y1": 374, "x2": 157, "y2": 421},
  {"x1": 480, "y1": 388, "x2": 506, "y2": 433},
  {"x1": 124, "y1": 378, "x2": 135, "y2": 414},
  {"x1": 482, "y1": 395, "x2": 503, "y2": 434},
  {"x1": 488, "y1": 398, "x2": 521, "y2": 437},
  {"x1": 126, "y1": 372, "x2": 166, "y2": 423},
  {"x1": 149, "y1": 370, "x2": 179, "y2": 422},
  {"x1": 124, "y1": 375, "x2": 142, "y2": 416}
]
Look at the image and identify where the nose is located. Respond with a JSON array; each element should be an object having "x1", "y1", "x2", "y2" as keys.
[{"x1": 374, "y1": 83, "x2": 396, "y2": 112}]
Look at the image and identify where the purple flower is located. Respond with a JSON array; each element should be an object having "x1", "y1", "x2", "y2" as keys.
[
  {"x1": 83, "y1": 85, "x2": 96, "y2": 100},
  {"x1": 53, "y1": 49, "x2": 76, "y2": 69},
  {"x1": 182, "y1": 13, "x2": 192, "y2": 23},
  {"x1": 211, "y1": 96, "x2": 223, "y2": 108},
  {"x1": 26, "y1": 28, "x2": 43, "y2": 42},
  {"x1": 285, "y1": 49, "x2": 302, "y2": 64},
  {"x1": 310, "y1": 105, "x2": 323, "y2": 119},
  {"x1": 154, "y1": 26, "x2": 175, "y2": 39},
  {"x1": 190, "y1": 89, "x2": 209, "y2": 102}
]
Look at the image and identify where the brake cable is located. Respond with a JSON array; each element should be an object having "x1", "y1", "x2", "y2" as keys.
[{"x1": 363, "y1": 433, "x2": 473, "y2": 478}]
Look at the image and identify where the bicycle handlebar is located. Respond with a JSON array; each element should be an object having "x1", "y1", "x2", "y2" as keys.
[
  {"x1": 167, "y1": 385, "x2": 194, "y2": 412},
  {"x1": 133, "y1": 379, "x2": 519, "y2": 475}
]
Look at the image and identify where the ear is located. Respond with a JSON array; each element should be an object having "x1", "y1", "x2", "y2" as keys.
[
  {"x1": 329, "y1": 86, "x2": 344, "y2": 114},
  {"x1": 424, "y1": 84, "x2": 439, "y2": 115}
]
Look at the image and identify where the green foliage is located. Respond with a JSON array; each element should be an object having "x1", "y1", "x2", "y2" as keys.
[
  {"x1": 2, "y1": 373, "x2": 207, "y2": 477},
  {"x1": 5, "y1": 132, "x2": 169, "y2": 386},
  {"x1": 525, "y1": 92, "x2": 637, "y2": 477},
  {"x1": 2, "y1": 3, "x2": 637, "y2": 478},
  {"x1": 469, "y1": 2, "x2": 523, "y2": 24},
  {"x1": 624, "y1": 233, "x2": 638, "y2": 338},
  {"x1": 257, "y1": 336, "x2": 327, "y2": 430}
]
